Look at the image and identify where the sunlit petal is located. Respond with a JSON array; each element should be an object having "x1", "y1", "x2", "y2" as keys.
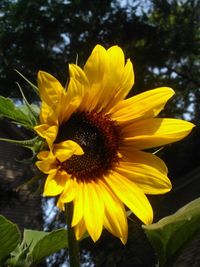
[
  {"x1": 43, "y1": 170, "x2": 67, "y2": 196},
  {"x1": 116, "y1": 161, "x2": 171, "y2": 194},
  {"x1": 122, "y1": 118, "x2": 195, "y2": 149},
  {"x1": 110, "y1": 87, "x2": 174, "y2": 122},
  {"x1": 83, "y1": 181, "x2": 104, "y2": 242},
  {"x1": 71, "y1": 180, "x2": 84, "y2": 227},
  {"x1": 38, "y1": 71, "x2": 64, "y2": 106},
  {"x1": 119, "y1": 147, "x2": 168, "y2": 175},
  {"x1": 105, "y1": 172, "x2": 153, "y2": 225},
  {"x1": 98, "y1": 180, "x2": 128, "y2": 244}
]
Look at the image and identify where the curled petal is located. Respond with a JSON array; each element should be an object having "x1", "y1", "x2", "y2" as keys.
[
  {"x1": 54, "y1": 140, "x2": 84, "y2": 162},
  {"x1": 34, "y1": 124, "x2": 58, "y2": 147}
]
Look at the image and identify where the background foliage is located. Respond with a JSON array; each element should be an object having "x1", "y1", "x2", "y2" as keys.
[{"x1": 0, "y1": 0, "x2": 200, "y2": 266}]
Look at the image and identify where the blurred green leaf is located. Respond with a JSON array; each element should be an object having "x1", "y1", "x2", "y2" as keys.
[
  {"x1": 0, "y1": 215, "x2": 21, "y2": 261},
  {"x1": 7, "y1": 244, "x2": 32, "y2": 267},
  {"x1": 0, "y1": 96, "x2": 37, "y2": 128},
  {"x1": 143, "y1": 198, "x2": 200, "y2": 267},
  {"x1": 23, "y1": 229, "x2": 68, "y2": 266}
]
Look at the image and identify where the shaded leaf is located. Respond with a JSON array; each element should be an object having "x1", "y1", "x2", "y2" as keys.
[
  {"x1": 6, "y1": 244, "x2": 32, "y2": 267},
  {"x1": 23, "y1": 229, "x2": 68, "y2": 266},
  {"x1": 143, "y1": 198, "x2": 200, "y2": 267},
  {"x1": 0, "y1": 215, "x2": 21, "y2": 261}
]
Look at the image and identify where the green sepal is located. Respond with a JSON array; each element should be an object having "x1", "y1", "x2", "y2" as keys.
[
  {"x1": 143, "y1": 197, "x2": 200, "y2": 267},
  {"x1": 0, "y1": 136, "x2": 41, "y2": 151},
  {"x1": 15, "y1": 69, "x2": 39, "y2": 95}
]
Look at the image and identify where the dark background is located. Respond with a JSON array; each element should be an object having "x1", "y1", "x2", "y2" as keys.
[{"x1": 0, "y1": 0, "x2": 199, "y2": 266}]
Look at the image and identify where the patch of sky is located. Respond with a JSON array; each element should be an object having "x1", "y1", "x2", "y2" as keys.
[
  {"x1": 116, "y1": 0, "x2": 153, "y2": 15},
  {"x1": 183, "y1": 92, "x2": 195, "y2": 120},
  {"x1": 52, "y1": 33, "x2": 70, "y2": 53},
  {"x1": 149, "y1": 67, "x2": 169, "y2": 75},
  {"x1": 42, "y1": 197, "x2": 59, "y2": 231}
]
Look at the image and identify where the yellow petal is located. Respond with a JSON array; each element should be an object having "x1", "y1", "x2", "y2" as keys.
[
  {"x1": 39, "y1": 101, "x2": 58, "y2": 125},
  {"x1": 107, "y1": 45, "x2": 125, "y2": 70},
  {"x1": 83, "y1": 44, "x2": 109, "y2": 112},
  {"x1": 105, "y1": 172, "x2": 153, "y2": 225},
  {"x1": 83, "y1": 45, "x2": 134, "y2": 113},
  {"x1": 101, "y1": 46, "x2": 133, "y2": 112},
  {"x1": 43, "y1": 170, "x2": 67, "y2": 196},
  {"x1": 84, "y1": 44, "x2": 108, "y2": 87},
  {"x1": 105, "y1": 58, "x2": 134, "y2": 112},
  {"x1": 119, "y1": 147, "x2": 168, "y2": 175},
  {"x1": 54, "y1": 140, "x2": 84, "y2": 162},
  {"x1": 57, "y1": 177, "x2": 75, "y2": 204},
  {"x1": 98, "y1": 180, "x2": 128, "y2": 244},
  {"x1": 34, "y1": 124, "x2": 58, "y2": 147},
  {"x1": 116, "y1": 161, "x2": 171, "y2": 195},
  {"x1": 38, "y1": 71, "x2": 64, "y2": 106},
  {"x1": 83, "y1": 181, "x2": 104, "y2": 242},
  {"x1": 74, "y1": 218, "x2": 87, "y2": 241},
  {"x1": 37, "y1": 150, "x2": 51, "y2": 160},
  {"x1": 38, "y1": 70, "x2": 83, "y2": 125},
  {"x1": 122, "y1": 118, "x2": 195, "y2": 149},
  {"x1": 72, "y1": 181, "x2": 84, "y2": 227},
  {"x1": 36, "y1": 150, "x2": 57, "y2": 174},
  {"x1": 36, "y1": 160, "x2": 57, "y2": 174},
  {"x1": 114, "y1": 59, "x2": 134, "y2": 100},
  {"x1": 69, "y1": 64, "x2": 89, "y2": 88},
  {"x1": 61, "y1": 65, "x2": 87, "y2": 122},
  {"x1": 110, "y1": 87, "x2": 174, "y2": 122},
  {"x1": 38, "y1": 71, "x2": 68, "y2": 124}
]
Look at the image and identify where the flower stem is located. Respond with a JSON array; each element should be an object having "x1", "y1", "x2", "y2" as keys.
[{"x1": 65, "y1": 203, "x2": 80, "y2": 267}]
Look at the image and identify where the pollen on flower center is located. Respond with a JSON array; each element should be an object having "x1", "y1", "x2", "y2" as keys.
[{"x1": 56, "y1": 111, "x2": 120, "y2": 180}]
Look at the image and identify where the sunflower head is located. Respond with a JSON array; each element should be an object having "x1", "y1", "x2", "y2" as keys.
[
  {"x1": 56, "y1": 111, "x2": 121, "y2": 181},
  {"x1": 35, "y1": 44, "x2": 195, "y2": 243}
]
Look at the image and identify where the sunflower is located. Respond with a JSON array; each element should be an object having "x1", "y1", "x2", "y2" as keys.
[{"x1": 35, "y1": 45, "x2": 194, "y2": 244}]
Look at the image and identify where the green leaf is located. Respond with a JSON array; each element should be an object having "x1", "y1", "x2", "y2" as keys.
[
  {"x1": 0, "y1": 96, "x2": 35, "y2": 128},
  {"x1": 23, "y1": 229, "x2": 68, "y2": 266},
  {"x1": 0, "y1": 215, "x2": 21, "y2": 261},
  {"x1": 143, "y1": 198, "x2": 200, "y2": 267}
]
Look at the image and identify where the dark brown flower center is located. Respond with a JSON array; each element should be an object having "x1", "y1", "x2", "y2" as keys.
[{"x1": 56, "y1": 111, "x2": 120, "y2": 181}]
